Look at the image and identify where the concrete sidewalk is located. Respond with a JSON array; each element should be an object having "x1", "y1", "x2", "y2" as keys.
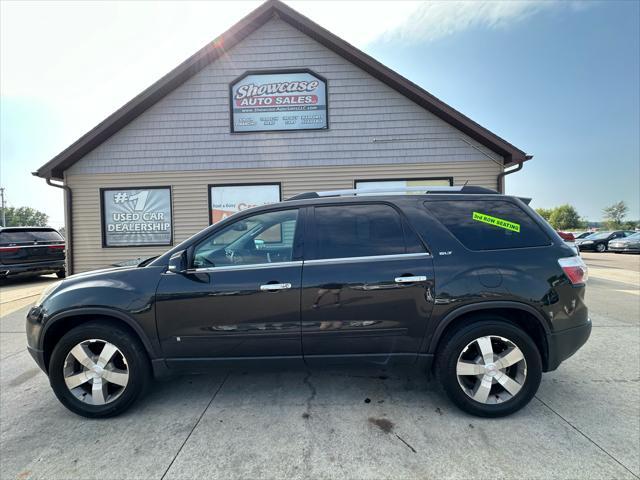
[{"x1": 0, "y1": 261, "x2": 638, "y2": 479}]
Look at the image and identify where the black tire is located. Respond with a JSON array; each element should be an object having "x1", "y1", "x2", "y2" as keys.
[
  {"x1": 56, "y1": 269, "x2": 66, "y2": 278},
  {"x1": 436, "y1": 318, "x2": 542, "y2": 418},
  {"x1": 596, "y1": 243, "x2": 606, "y2": 252},
  {"x1": 49, "y1": 321, "x2": 150, "y2": 418}
]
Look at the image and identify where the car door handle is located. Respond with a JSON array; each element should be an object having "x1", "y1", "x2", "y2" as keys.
[
  {"x1": 394, "y1": 276, "x2": 427, "y2": 283},
  {"x1": 260, "y1": 283, "x2": 292, "y2": 291}
]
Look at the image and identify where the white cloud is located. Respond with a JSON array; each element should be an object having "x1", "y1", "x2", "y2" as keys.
[{"x1": 379, "y1": 1, "x2": 560, "y2": 44}]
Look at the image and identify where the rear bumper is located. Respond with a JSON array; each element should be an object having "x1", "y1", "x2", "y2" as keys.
[
  {"x1": 0, "y1": 260, "x2": 65, "y2": 277},
  {"x1": 545, "y1": 319, "x2": 592, "y2": 371}
]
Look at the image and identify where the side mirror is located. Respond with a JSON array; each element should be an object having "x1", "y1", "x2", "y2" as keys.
[{"x1": 168, "y1": 250, "x2": 187, "y2": 274}]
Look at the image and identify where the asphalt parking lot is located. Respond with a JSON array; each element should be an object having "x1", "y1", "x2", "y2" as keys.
[{"x1": 1, "y1": 253, "x2": 638, "y2": 480}]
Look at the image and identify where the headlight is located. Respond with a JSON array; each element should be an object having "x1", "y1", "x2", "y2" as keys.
[
  {"x1": 582, "y1": 241, "x2": 593, "y2": 245},
  {"x1": 35, "y1": 281, "x2": 62, "y2": 307}
]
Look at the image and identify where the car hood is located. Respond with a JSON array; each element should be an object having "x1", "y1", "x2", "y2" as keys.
[{"x1": 64, "y1": 265, "x2": 138, "y2": 281}]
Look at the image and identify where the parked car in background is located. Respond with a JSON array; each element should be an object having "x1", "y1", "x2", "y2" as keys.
[
  {"x1": 608, "y1": 232, "x2": 640, "y2": 253},
  {"x1": 557, "y1": 230, "x2": 578, "y2": 255},
  {"x1": 26, "y1": 186, "x2": 590, "y2": 419},
  {"x1": 576, "y1": 230, "x2": 634, "y2": 252},
  {"x1": 0, "y1": 227, "x2": 66, "y2": 279},
  {"x1": 573, "y1": 231, "x2": 595, "y2": 240}
]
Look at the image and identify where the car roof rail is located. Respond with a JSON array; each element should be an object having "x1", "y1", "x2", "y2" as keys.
[{"x1": 286, "y1": 185, "x2": 498, "y2": 200}]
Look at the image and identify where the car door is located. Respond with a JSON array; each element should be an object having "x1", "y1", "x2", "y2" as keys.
[
  {"x1": 301, "y1": 202, "x2": 435, "y2": 366},
  {"x1": 155, "y1": 207, "x2": 305, "y2": 368}
]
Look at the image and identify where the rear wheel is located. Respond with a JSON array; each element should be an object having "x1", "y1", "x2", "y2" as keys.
[
  {"x1": 49, "y1": 321, "x2": 150, "y2": 418},
  {"x1": 436, "y1": 319, "x2": 542, "y2": 417},
  {"x1": 56, "y1": 269, "x2": 66, "y2": 278}
]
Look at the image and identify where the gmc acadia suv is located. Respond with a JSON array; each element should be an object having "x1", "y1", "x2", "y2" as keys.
[{"x1": 26, "y1": 186, "x2": 591, "y2": 418}]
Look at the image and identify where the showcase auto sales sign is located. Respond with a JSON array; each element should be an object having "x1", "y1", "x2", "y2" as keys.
[{"x1": 231, "y1": 71, "x2": 327, "y2": 132}]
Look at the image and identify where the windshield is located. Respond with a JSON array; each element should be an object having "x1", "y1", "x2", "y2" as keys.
[
  {"x1": 624, "y1": 232, "x2": 640, "y2": 240},
  {"x1": 586, "y1": 232, "x2": 612, "y2": 240}
]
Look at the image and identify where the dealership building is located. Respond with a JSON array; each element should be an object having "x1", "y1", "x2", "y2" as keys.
[{"x1": 35, "y1": 0, "x2": 531, "y2": 274}]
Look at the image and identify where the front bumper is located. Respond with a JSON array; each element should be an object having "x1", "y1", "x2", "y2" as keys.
[
  {"x1": 1, "y1": 260, "x2": 65, "y2": 278},
  {"x1": 545, "y1": 318, "x2": 592, "y2": 371},
  {"x1": 27, "y1": 345, "x2": 47, "y2": 374},
  {"x1": 26, "y1": 305, "x2": 47, "y2": 373}
]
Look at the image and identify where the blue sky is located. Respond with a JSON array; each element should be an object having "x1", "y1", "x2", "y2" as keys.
[{"x1": 1, "y1": 1, "x2": 639, "y2": 228}]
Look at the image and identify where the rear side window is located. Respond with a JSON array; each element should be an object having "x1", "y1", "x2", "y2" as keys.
[
  {"x1": 425, "y1": 200, "x2": 550, "y2": 250},
  {"x1": 314, "y1": 204, "x2": 417, "y2": 259},
  {"x1": 0, "y1": 229, "x2": 63, "y2": 244}
]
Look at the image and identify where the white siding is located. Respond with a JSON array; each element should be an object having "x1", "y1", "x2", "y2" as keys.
[
  {"x1": 66, "y1": 161, "x2": 500, "y2": 272},
  {"x1": 68, "y1": 17, "x2": 502, "y2": 176}
]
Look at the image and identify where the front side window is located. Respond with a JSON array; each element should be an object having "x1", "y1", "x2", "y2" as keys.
[
  {"x1": 193, "y1": 209, "x2": 298, "y2": 268},
  {"x1": 314, "y1": 204, "x2": 410, "y2": 259}
]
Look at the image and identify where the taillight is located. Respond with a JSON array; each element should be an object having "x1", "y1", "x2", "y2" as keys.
[
  {"x1": 0, "y1": 246, "x2": 19, "y2": 253},
  {"x1": 558, "y1": 256, "x2": 588, "y2": 285},
  {"x1": 48, "y1": 245, "x2": 65, "y2": 250}
]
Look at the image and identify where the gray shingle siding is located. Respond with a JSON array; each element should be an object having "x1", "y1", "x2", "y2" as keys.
[{"x1": 68, "y1": 17, "x2": 502, "y2": 175}]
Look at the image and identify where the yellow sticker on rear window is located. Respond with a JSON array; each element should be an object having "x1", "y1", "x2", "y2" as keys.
[{"x1": 472, "y1": 212, "x2": 520, "y2": 232}]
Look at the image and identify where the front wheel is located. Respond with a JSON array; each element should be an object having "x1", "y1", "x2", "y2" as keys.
[
  {"x1": 436, "y1": 319, "x2": 542, "y2": 417},
  {"x1": 596, "y1": 243, "x2": 606, "y2": 252},
  {"x1": 49, "y1": 321, "x2": 150, "y2": 418}
]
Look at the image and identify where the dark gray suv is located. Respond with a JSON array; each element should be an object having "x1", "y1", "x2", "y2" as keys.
[{"x1": 26, "y1": 186, "x2": 591, "y2": 418}]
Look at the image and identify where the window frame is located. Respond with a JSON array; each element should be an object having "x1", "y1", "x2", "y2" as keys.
[{"x1": 306, "y1": 201, "x2": 427, "y2": 261}]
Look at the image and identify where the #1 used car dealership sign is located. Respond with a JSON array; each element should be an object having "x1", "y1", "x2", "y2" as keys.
[
  {"x1": 101, "y1": 187, "x2": 172, "y2": 247},
  {"x1": 230, "y1": 70, "x2": 328, "y2": 132}
]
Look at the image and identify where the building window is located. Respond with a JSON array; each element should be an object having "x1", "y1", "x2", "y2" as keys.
[
  {"x1": 209, "y1": 184, "x2": 281, "y2": 224},
  {"x1": 100, "y1": 187, "x2": 172, "y2": 247},
  {"x1": 354, "y1": 178, "x2": 453, "y2": 193}
]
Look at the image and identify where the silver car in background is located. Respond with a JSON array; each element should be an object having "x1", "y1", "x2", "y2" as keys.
[{"x1": 608, "y1": 232, "x2": 640, "y2": 253}]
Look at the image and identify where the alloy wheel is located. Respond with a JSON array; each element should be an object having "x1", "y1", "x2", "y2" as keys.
[
  {"x1": 63, "y1": 339, "x2": 129, "y2": 405},
  {"x1": 456, "y1": 335, "x2": 527, "y2": 404}
]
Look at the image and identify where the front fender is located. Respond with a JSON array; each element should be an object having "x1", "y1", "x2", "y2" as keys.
[
  {"x1": 40, "y1": 307, "x2": 160, "y2": 359},
  {"x1": 34, "y1": 266, "x2": 164, "y2": 358}
]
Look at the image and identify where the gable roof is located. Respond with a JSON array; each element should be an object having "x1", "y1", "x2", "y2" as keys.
[{"x1": 35, "y1": 0, "x2": 531, "y2": 180}]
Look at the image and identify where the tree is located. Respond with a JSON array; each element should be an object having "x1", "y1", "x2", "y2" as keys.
[
  {"x1": 535, "y1": 208, "x2": 552, "y2": 221},
  {"x1": 536, "y1": 205, "x2": 584, "y2": 230},
  {"x1": 0, "y1": 206, "x2": 49, "y2": 227},
  {"x1": 603, "y1": 201, "x2": 628, "y2": 229},
  {"x1": 548, "y1": 204, "x2": 583, "y2": 230}
]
